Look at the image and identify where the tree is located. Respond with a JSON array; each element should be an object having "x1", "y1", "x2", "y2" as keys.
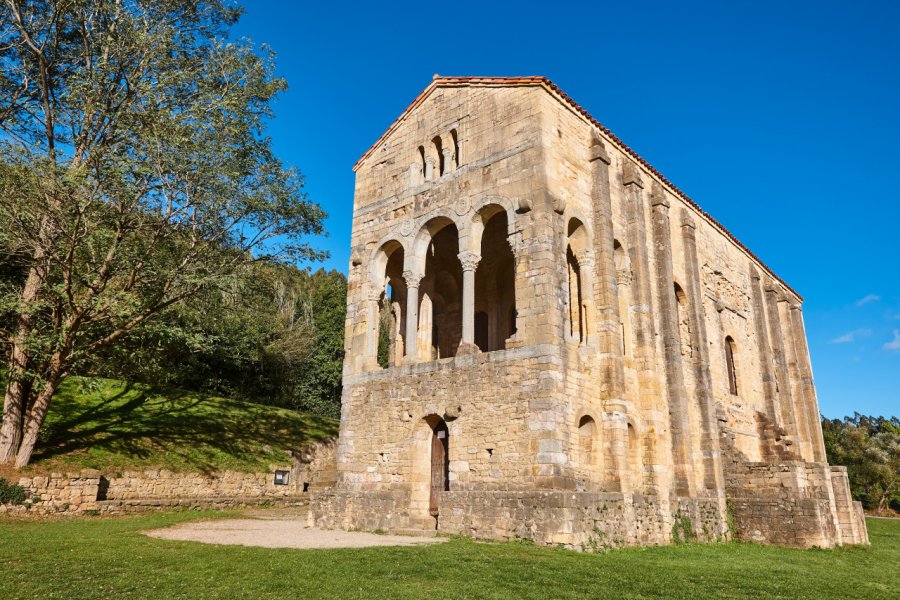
[
  {"x1": 0, "y1": 0, "x2": 325, "y2": 467},
  {"x1": 822, "y1": 414, "x2": 900, "y2": 513}
]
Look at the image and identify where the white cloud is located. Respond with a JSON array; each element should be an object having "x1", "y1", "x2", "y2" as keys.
[
  {"x1": 884, "y1": 330, "x2": 900, "y2": 352},
  {"x1": 829, "y1": 329, "x2": 872, "y2": 344},
  {"x1": 855, "y1": 294, "x2": 881, "y2": 306}
]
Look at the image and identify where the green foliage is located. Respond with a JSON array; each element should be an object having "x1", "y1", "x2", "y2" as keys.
[
  {"x1": 0, "y1": 477, "x2": 26, "y2": 505},
  {"x1": 822, "y1": 414, "x2": 900, "y2": 513},
  {"x1": 0, "y1": 514, "x2": 897, "y2": 599},
  {"x1": 25, "y1": 375, "x2": 337, "y2": 474},
  {"x1": 0, "y1": 0, "x2": 325, "y2": 465},
  {"x1": 86, "y1": 266, "x2": 347, "y2": 418},
  {"x1": 671, "y1": 512, "x2": 696, "y2": 544}
]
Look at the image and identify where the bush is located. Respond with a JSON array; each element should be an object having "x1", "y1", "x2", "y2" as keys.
[{"x1": 0, "y1": 477, "x2": 26, "y2": 505}]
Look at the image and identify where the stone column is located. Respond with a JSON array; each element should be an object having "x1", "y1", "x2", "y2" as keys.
[
  {"x1": 749, "y1": 267, "x2": 780, "y2": 435},
  {"x1": 589, "y1": 136, "x2": 632, "y2": 491},
  {"x1": 424, "y1": 157, "x2": 435, "y2": 181},
  {"x1": 442, "y1": 148, "x2": 454, "y2": 175},
  {"x1": 765, "y1": 283, "x2": 800, "y2": 445},
  {"x1": 403, "y1": 270, "x2": 422, "y2": 361},
  {"x1": 574, "y1": 249, "x2": 597, "y2": 346},
  {"x1": 649, "y1": 188, "x2": 694, "y2": 497},
  {"x1": 680, "y1": 210, "x2": 725, "y2": 495},
  {"x1": 457, "y1": 251, "x2": 481, "y2": 354},
  {"x1": 789, "y1": 303, "x2": 827, "y2": 462},
  {"x1": 364, "y1": 286, "x2": 382, "y2": 369},
  {"x1": 505, "y1": 234, "x2": 525, "y2": 347}
]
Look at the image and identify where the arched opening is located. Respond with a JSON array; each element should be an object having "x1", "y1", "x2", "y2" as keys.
[
  {"x1": 725, "y1": 335, "x2": 739, "y2": 395},
  {"x1": 474, "y1": 311, "x2": 489, "y2": 352},
  {"x1": 450, "y1": 128, "x2": 460, "y2": 169},
  {"x1": 418, "y1": 146, "x2": 426, "y2": 183},
  {"x1": 674, "y1": 282, "x2": 692, "y2": 358},
  {"x1": 566, "y1": 218, "x2": 589, "y2": 344},
  {"x1": 432, "y1": 136, "x2": 444, "y2": 177},
  {"x1": 474, "y1": 208, "x2": 516, "y2": 351},
  {"x1": 627, "y1": 422, "x2": 642, "y2": 489},
  {"x1": 567, "y1": 247, "x2": 583, "y2": 342},
  {"x1": 578, "y1": 415, "x2": 596, "y2": 468},
  {"x1": 426, "y1": 416, "x2": 449, "y2": 517},
  {"x1": 418, "y1": 220, "x2": 462, "y2": 360},
  {"x1": 373, "y1": 241, "x2": 406, "y2": 369}
]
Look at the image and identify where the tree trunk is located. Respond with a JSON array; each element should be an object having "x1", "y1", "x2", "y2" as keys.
[
  {"x1": 0, "y1": 262, "x2": 46, "y2": 464},
  {"x1": 14, "y1": 371, "x2": 63, "y2": 468},
  {"x1": 0, "y1": 379, "x2": 26, "y2": 463}
]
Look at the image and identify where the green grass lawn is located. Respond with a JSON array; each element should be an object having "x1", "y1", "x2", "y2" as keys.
[
  {"x1": 11, "y1": 376, "x2": 338, "y2": 475},
  {"x1": 0, "y1": 514, "x2": 897, "y2": 600}
]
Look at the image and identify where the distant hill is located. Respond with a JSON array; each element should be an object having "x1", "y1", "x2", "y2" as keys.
[{"x1": 2, "y1": 376, "x2": 338, "y2": 476}]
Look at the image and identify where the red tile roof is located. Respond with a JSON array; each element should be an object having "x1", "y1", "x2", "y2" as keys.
[{"x1": 354, "y1": 76, "x2": 801, "y2": 301}]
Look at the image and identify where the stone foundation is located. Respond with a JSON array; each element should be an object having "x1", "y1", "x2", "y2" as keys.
[{"x1": 310, "y1": 488, "x2": 728, "y2": 549}]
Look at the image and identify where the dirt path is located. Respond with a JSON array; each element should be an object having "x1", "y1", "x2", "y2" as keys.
[{"x1": 145, "y1": 515, "x2": 445, "y2": 549}]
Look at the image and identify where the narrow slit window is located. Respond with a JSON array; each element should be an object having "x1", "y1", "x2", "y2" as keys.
[{"x1": 725, "y1": 336, "x2": 738, "y2": 395}]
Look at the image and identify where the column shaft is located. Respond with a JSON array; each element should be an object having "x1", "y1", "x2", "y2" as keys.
[
  {"x1": 765, "y1": 285, "x2": 800, "y2": 445},
  {"x1": 590, "y1": 140, "x2": 634, "y2": 491},
  {"x1": 403, "y1": 271, "x2": 422, "y2": 360},
  {"x1": 750, "y1": 268, "x2": 780, "y2": 436},
  {"x1": 457, "y1": 251, "x2": 481, "y2": 354},
  {"x1": 790, "y1": 304, "x2": 827, "y2": 461},
  {"x1": 681, "y1": 210, "x2": 725, "y2": 494},
  {"x1": 649, "y1": 190, "x2": 694, "y2": 497}
]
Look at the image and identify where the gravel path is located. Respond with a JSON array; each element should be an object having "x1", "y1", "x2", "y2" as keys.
[{"x1": 145, "y1": 517, "x2": 445, "y2": 549}]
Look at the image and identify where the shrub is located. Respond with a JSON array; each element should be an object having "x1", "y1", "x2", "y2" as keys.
[{"x1": 0, "y1": 477, "x2": 27, "y2": 505}]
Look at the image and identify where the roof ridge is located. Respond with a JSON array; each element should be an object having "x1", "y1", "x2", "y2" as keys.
[{"x1": 353, "y1": 75, "x2": 802, "y2": 301}]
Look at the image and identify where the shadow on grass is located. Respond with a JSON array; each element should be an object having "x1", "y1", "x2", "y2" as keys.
[{"x1": 29, "y1": 377, "x2": 338, "y2": 474}]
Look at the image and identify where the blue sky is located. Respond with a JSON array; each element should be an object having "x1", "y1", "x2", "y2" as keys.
[{"x1": 233, "y1": 1, "x2": 899, "y2": 418}]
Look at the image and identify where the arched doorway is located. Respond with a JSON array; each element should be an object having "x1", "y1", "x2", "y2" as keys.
[{"x1": 429, "y1": 418, "x2": 449, "y2": 517}]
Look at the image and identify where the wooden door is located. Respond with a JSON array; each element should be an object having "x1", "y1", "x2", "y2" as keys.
[{"x1": 429, "y1": 422, "x2": 448, "y2": 517}]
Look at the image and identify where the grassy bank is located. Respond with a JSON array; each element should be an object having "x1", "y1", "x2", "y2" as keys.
[
  {"x1": 0, "y1": 514, "x2": 896, "y2": 599},
  {"x1": 4, "y1": 376, "x2": 337, "y2": 476}
]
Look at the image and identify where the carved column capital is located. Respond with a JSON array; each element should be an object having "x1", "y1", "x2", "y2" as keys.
[
  {"x1": 364, "y1": 286, "x2": 383, "y2": 303},
  {"x1": 616, "y1": 268, "x2": 633, "y2": 286},
  {"x1": 403, "y1": 270, "x2": 423, "y2": 288},
  {"x1": 507, "y1": 233, "x2": 526, "y2": 257},
  {"x1": 575, "y1": 248, "x2": 596, "y2": 269},
  {"x1": 457, "y1": 251, "x2": 481, "y2": 272}
]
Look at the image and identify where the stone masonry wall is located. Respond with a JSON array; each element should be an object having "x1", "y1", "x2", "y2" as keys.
[{"x1": 317, "y1": 76, "x2": 868, "y2": 549}]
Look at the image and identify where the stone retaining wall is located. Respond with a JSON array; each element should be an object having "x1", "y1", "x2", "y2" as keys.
[{"x1": 2, "y1": 439, "x2": 338, "y2": 516}]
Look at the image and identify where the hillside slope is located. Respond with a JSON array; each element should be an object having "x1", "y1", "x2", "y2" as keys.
[{"x1": 4, "y1": 376, "x2": 338, "y2": 476}]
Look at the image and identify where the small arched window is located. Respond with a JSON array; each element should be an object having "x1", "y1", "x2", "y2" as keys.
[
  {"x1": 578, "y1": 415, "x2": 595, "y2": 466},
  {"x1": 418, "y1": 146, "x2": 426, "y2": 182},
  {"x1": 432, "y1": 136, "x2": 444, "y2": 177},
  {"x1": 725, "y1": 335, "x2": 738, "y2": 395}
]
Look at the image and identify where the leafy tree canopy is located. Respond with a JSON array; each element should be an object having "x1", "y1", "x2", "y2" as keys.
[{"x1": 0, "y1": 0, "x2": 325, "y2": 466}]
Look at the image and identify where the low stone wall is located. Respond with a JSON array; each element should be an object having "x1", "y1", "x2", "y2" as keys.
[
  {"x1": 2, "y1": 439, "x2": 339, "y2": 516},
  {"x1": 310, "y1": 488, "x2": 728, "y2": 549},
  {"x1": 2, "y1": 470, "x2": 104, "y2": 515},
  {"x1": 724, "y1": 460, "x2": 868, "y2": 547},
  {"x1": 102, "y1": 469, "x2": 298, "y2": 501}
]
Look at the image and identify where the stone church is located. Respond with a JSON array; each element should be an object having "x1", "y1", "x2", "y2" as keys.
[{"x1": 310, "y1": 76, "x2": 868, "y2": 548}]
